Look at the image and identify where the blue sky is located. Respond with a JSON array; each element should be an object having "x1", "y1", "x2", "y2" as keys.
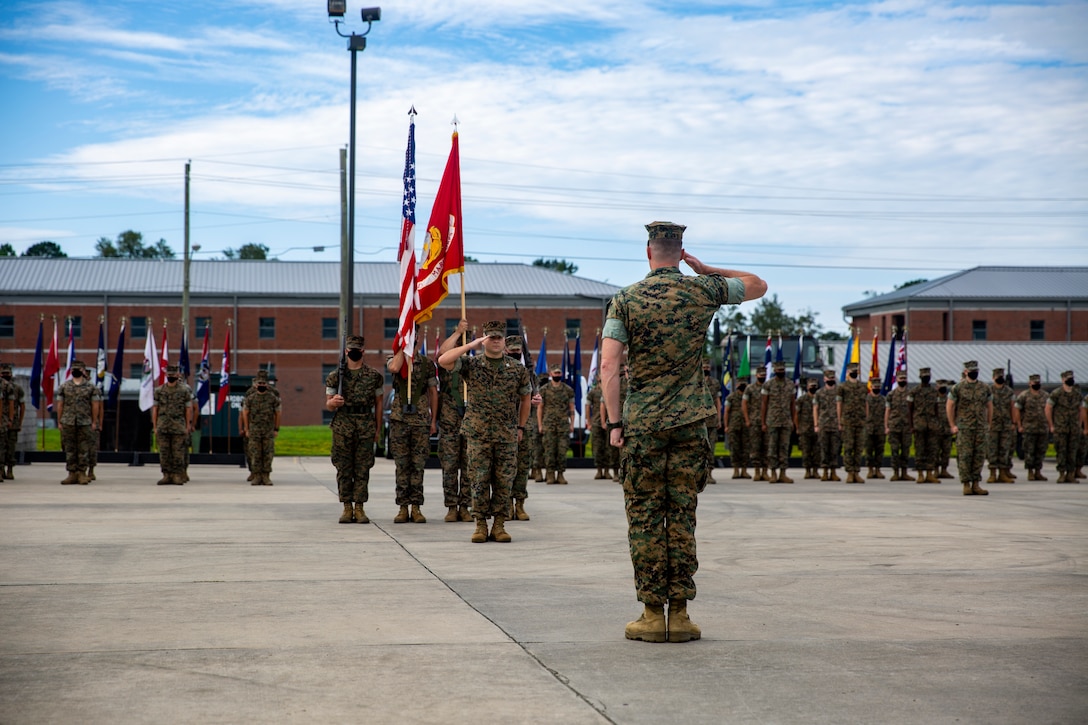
[{"x1": 2, "y1": 0, "x2": 1086, "y2": 334}]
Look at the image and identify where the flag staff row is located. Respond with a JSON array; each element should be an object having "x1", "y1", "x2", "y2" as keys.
[{"x1": 26, "y1": 315, "x2": 235, "y2": 453}]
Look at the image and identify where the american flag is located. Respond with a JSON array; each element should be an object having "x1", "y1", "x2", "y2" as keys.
[
  {"x1": 393, "y1": 109, "x2": 419, "y2": 376},
  {"x1": 895, "y1": 329, "x2": 908, "y2": 375}
]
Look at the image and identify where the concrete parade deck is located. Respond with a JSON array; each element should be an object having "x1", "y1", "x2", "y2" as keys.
[{"x1": 1, "y1": 458, "x2": 1086, "y2": 724}]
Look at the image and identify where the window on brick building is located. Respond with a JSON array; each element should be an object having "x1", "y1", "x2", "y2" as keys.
[
  {"x1": 0, "y1": 315, "x2": 12, "y2": 338},
  {"x1": 68, "y1": 316, "x2": 82, "y2": 339},
  {"x1": 383, "y1": 318, "x2": 398, "y2": 339},
  {"x1": 130, "y1": 363, "x2": 143, "y2": 379},
  {"x1": 505, "y1": 319, "x2": 519, "y2": 337},
  {"x1": 259, "y1": 317, "x2": 275, "y2": 339},
  {"x1": 322, "y1": 317, "x2": 338, "y2": 340},
  {"x1": 195, "y1": 317, "x2": 212, "y2": 339},
  {"x1": 1030, "y1": 320, "x2": 1045, "y2": 341},
  {"x1": 445, "y1": 318, "x2": 459, "y2": 338},
  {"x1": 566, "y1": 318, "x2": 582, "y2": 338},
  {"x1": 130, "y1": 316, "x2": 148, "y2": 339},
  {"x1": 972, "y1": 320, "x2": 987, "y2": 341}
]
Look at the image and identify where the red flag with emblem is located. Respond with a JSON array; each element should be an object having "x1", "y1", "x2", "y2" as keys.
[{"x1": 415, "y1": 129, "x2": 464, "y2": 325}]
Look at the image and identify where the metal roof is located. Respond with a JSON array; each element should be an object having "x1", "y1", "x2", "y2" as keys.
[
  {"x1": 0, "y1": 258, "x2": 620, "y2": 301},
  {"x1": 843, "y1": 266, "x2": 1088, "y2": 314},
  {"x1": 825, "y1": 340, "x2": 1088, "y2": 387}
]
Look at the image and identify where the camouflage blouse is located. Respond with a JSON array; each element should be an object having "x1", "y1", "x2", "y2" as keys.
[
  {"x1": 950, "y1": 380, "x2": 992, "y2": 431},
  {"x1": 908, "y1": 384, "x2": 941, "y2": 431},
  {"x1": 1047, "y1": 385, "x2": 1083, "y2": 432},
  {"x1": 389, "y1": 355, "x2": 437, "y2": 427},
  {"x1": 1014, "y1": 389, "x2": 1048, "y2": 434},
  {"x1": 58, "y1": 379, "x2": 101, "y2": 426},
  {"x1": 455, "y1": 354, "x2": 532, "y2": 443},
  {"x1": 154, "y1": 383, "x2": 193, "y2": 435},
  {"x1": 989, "y1": 385, "x2": 1015, "y2": 430}
]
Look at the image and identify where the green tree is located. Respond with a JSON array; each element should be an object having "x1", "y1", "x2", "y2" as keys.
[
  {"x1": 223, "y1": 243, "x2": 269, "y2": 260},
  {"x1": 0, "y1": 243, "x2": 15, "y2": 257},
  {"x1": 23, "y1": 241, "x2": 67, "y2": 258},
  {"x1": 95, "y1": 230, "x2": 174, "y2": 259},
  {"x1": 532, "y1": 257, "x2": 578, "y2": 275},
  {"x1": 895, "y1": 278, "x2": 928, "y2": 290},
  {"x1": 95, "y1": 236, "x2": 119, "y2": 257}
]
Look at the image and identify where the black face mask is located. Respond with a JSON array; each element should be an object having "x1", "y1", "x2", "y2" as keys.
[
  {"x1": 756, "y1": 376, "x2": 766, "y2": 384},
  {"x1": 1066, "y1": 378, "x2": 1076, "y2": 387},
  {"x1": 257, "y1": 385, "x2": 267, "y2": 392},
  {"x1": 920, "y1": 376, "x2": 931, "y2": 385},
  {"x1": 938, "y1": 387, "x2": 948, "y2": 395},
  {"x1": 994, "y1": 376, "x2": 1006, "y2": 385},
  {"x1": 0, "y1": 374, "x2": 10, "y2": 381},
  {"x1": 167, "y1": 376, "x2": 178, "y2": 383},
  {"x1": 848, "y1": 371, "x2": 858, "y2": 379},
  {"x1": 737, "y1": 384, "x2": 747, "y2": 393},
  {"x1": 72, "y1": 370, "x2": 83, "y2": 378},
  {"x1": 775, "y1": 371, "x2": 785, "y2": 378},
  {"x1": 1030, "y1": 383, "x2": 1041, "y2": 391},
  {"x1": 807, "y1": 386, "x2": 817, "y2": 394},
  {"x1": 825, "y1": 380, "x2": 835, "y2": 387},
  {"x1": 347, "y1": 349, "x2": 363, "y2": 361},
  {"x1": 967, "y1": 371, "x2": 979, "y2": 380}
]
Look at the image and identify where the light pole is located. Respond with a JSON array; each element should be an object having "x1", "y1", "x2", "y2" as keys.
[{"x1": 328, "y1": 3, "x2": 380, "y2": 340}]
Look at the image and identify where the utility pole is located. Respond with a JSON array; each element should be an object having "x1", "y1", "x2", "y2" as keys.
[
  {"x1": 182, "y1": 161, "x2": 191, "y2": 336},
  {"x1": 339, "y1": 146, "x2": 351, "y2": 339}
]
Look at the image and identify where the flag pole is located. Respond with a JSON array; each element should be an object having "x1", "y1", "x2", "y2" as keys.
[{"x1": 113, "y1": 317, "x2": 125, "y2": 452}]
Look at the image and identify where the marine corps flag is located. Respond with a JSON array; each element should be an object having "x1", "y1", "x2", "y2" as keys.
[{"x1": 415, "y1": 128, "x2": 464, "y2": 325}]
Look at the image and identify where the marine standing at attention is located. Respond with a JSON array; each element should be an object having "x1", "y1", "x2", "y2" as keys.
[{"x1": 601, "y1": 221, "x2": 766, "y2": 643}]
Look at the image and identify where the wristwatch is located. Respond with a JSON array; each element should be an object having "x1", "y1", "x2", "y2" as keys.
[{"x1": 607, "y1": 421, "x2": 624, "y2": 431}]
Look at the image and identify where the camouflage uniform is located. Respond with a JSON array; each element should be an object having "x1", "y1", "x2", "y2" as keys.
[
  {"x1": 865, "y1": 382, "x2": 886, "y2": 475},
  {"x1": 603, "y1": 243, "x2": 747, "y2": 609},
  {"x1": 0, "y1": 372, "x2": 12, "y2": 477},
  {"x1": 587, "y1": 383, "x2": 610, "y2": 475},
  {"x1": 936, "y1": 381, "x2": 954, "y2": 477},
  {"x1": 242, "y1": 372, "x2": 280, "y2": 483},
  {"x1": 154, "y1": 375, "x2": 193, "y2": 484},
  {"x1": 724, "y1": 386, "x2": 748, "y2": 476},
  {"x1": 1047, "y1": 373, "x2": 1082, "y2": 480},
  {"x1": 455, "y1": 349, "x2": 531, "y2": 521},
  {"x1": 838, "y1": 367, "x2": 868, "y2": 479},
  {"x1": 539, "y1": 376, "x2": 574, "y2": 476},
  {"x1": 531, "y1": 373, "x2": 547, "y2": 476},
  {"x1": 796, "y1": 381, "x2": 818, "y2": 476},
  {"x1": 950, "y1": 361, "x2": 993, "y2": 493},
  {"x1": 908, "y1": 368, "x2": 940, "y2": 480},
  {"x1": 1015, "y1": 378, "x2": 1049, "y2": 477},
  {"x1": 505, "y1": 336, "x2": 534, "y2": 511},
  {"x1": 885, "y1": 376, "x2": 911, "y2": 477},
  {"x1": 57, "y1": 366, "x2": 101, "y2": 483},
  {"x1": 814, "y1": 375, "x2": 841, "y2": 474},
  {"x1": 325, "y1": 363, "x2": 384, "y2": 505},
  {"x1": 437, "y1": 364, "x2": 470, "y2": 511},
  {"x1": 704, "y1": 368, "x2": 722, "y2": 473},
  {"x1": 1, "y1": 364, "x2": 23, "y2": 478},
  {"x1": 744, "y1": 373, "x2": 768, "y2": 476},
  {"x1": 388, "y1": 355, "x2": 437, "y2": 508},
  {"x1": 760, "y1": 363, "x2": 794, "y2": 478},
  {"x1": 987, "y1": 370, "x2": 1016, "y2": 479}
]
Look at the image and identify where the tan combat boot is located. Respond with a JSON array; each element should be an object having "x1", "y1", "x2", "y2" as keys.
[
  {"x1": 354, "y1": 503, "x2": 369, "y2": 524},
  {"x1": 1035, "y1": 469, "x2": 1047, "y2": 481},
  {"x1": 937, "y1": 467, "x2": 952, "y2": 479},
  {"x1": 556, "y1": 471, "x2": 568, "y2": 485},
  {"x1": 471, "y1": 518, "x2": 489, "y2": 543},
  {"x1": 594, "y1": 467, "x2": 605, "y2": 480},
  {"x1": 264, "y1": 473, "x2": 274, "y2": 486},
  {"x1": 1056, "y1": 471, "x2": 1070, "y2": 483},
  {"x1": 86, "y1": 466, "x2": 96, "y2": 481},
  {"x1": 766, "y1": 469, "x2": 779, "y2": 483},
  {"x1": 997, "y1": 469, "x2": 1015, "y2": 483},
  {"x1": 612, "y1": 468, "x2": 621, "y2": 481},
  {"x1": 732, "y1": 467, "x2": 741, "y2": 479},
  {"x1": 4, "y1": 464, "x2": 12, "y2": 479},
  {"x1": 545, "y1": 470, "x2": 556, "y2": 484},
  {"x1": 873, "y1": 467, "x2": 885, "y2": 479},
  {"x1": 444, "y1": 506, "x2": 459, "y2": 522},
  {"x1": 925, "y1": 470, "x2": 940, "y2": 484},
  {"x1": 667, "y1": 601, "x2": 701, "y2": 643},
  {"x1": 820, "y1": 468, "x2": 829, "y2": 481},
  {"x1": 963, "y1": 482, "x2": 974, "y2": 495},
  {"x1": 246, "y1": 471, "x2": 256, "y2": 482},
  {"x1": 514, "y1": 500, "x2": 530, "y2": 521},
  {"x1": 1025, "y1": 469, "x2": 1036, "y2": 481},
  {"x1": 532, "y1": 468, "x2": 543, "y2": 482},
  {"x1": 986, "y1": 467, "x2": 997, "y2": 484},
  {"x1": 393, "y1": 505, "x2": 410, "y2": 523},
  {"x1": 625, "y1": 604, "x2": 666, "y2": 643},
  {"x1": 155, "y1": 472, "x2": 169, "y2": 485},
  {"x1": 458, "y1": 506, "x2": 474, "y2": 522},
  {"x1": 778, "y1": 469, "x2": 793, "y2": 484},
  {"x1": 410, "y1": 505, "x2": 426, "y2": 523},
  {"x1": 738, "y1": 467, "x2": 751, "y2": 479},
  {"x1": 61, "y1": 471, "x2": 80, "y2": 485},
  {"x1": 339, "y1": 503, "x2": 354, "y2": 523},
  {"x1": 916, "y1": 470, "x2": 926, "y2": 483},
  {"x1": 490, "y1": 516, "x2": 512, "y2": 543},
  {"x1": 1076, "y1": 467, "x2": 1086, "y2": 479},
  {"x1": 77, "y1": 470, "x2": 91, "y2": 485},
  {"x1": 971, "y1": 480, "x2": 989, "y2": 495},
  {"x1": 829, "y1": 469, "x2": 841, "y2": 482}
]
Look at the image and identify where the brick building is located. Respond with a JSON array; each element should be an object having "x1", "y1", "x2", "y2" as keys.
[
  {"x1": 843, "y1": 266, "x2": 1088, "y2": 342},
  {"x1": 0, "y1": 258, "x2": 619, "y2": 426}
]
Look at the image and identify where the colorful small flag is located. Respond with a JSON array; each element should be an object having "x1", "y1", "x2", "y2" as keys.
[
  {"x1": 869, "y1": 331, "x2": 880, "y2": 391},
  {"x1": 107, "y1": 319, "x2": 125, "y2": 409},
  {"x1": 179, "y1": 329, "x2": 190, "y2": 379},
  {"x1": 30, "y1": 318, "x2": 44, "y2": 410},
  {"x1": 195, "y1": 326, "x2": 211, "y2": 411},
  {"x1": 43, "y1": 318, "x2": 59, "y2": 410},
  {"x1": 62, "y1": 318, "x2": 74, "y2": 382},
  {"x1": 216, "y1": 326, "x2": 231, "y2": 412},
  {"x1": 535, "y1": 331, "x2": 548, "y2": 378},
  {"x1": 139, "y1": 329, "x2": 159, "y2": 412},
  {"x1": 839, "y1": 331, "x2": 855, "y2": 382},
  {"x1": 158, "y1": 324, "x2": 169, "y2": 385},
  {"x1": 738, "y1": 335, "x2": 750, "y2": 379},
  {"x1": 95, "y1": 320, "x2": 107, "y2": 392},
  {"x1": 572, "y1": 333, "x2": 583, "y2": 414},
  {"x1": 763, "y1": 333, "x2": 773, "y2": 377},
  {"x1": 881, "y1": 335, "x2": 898, "y2": 395}
]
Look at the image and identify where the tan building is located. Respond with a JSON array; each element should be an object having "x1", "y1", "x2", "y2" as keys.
[{"x1": 0, "y1": 258, "x2": 618, "y2": 426}]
